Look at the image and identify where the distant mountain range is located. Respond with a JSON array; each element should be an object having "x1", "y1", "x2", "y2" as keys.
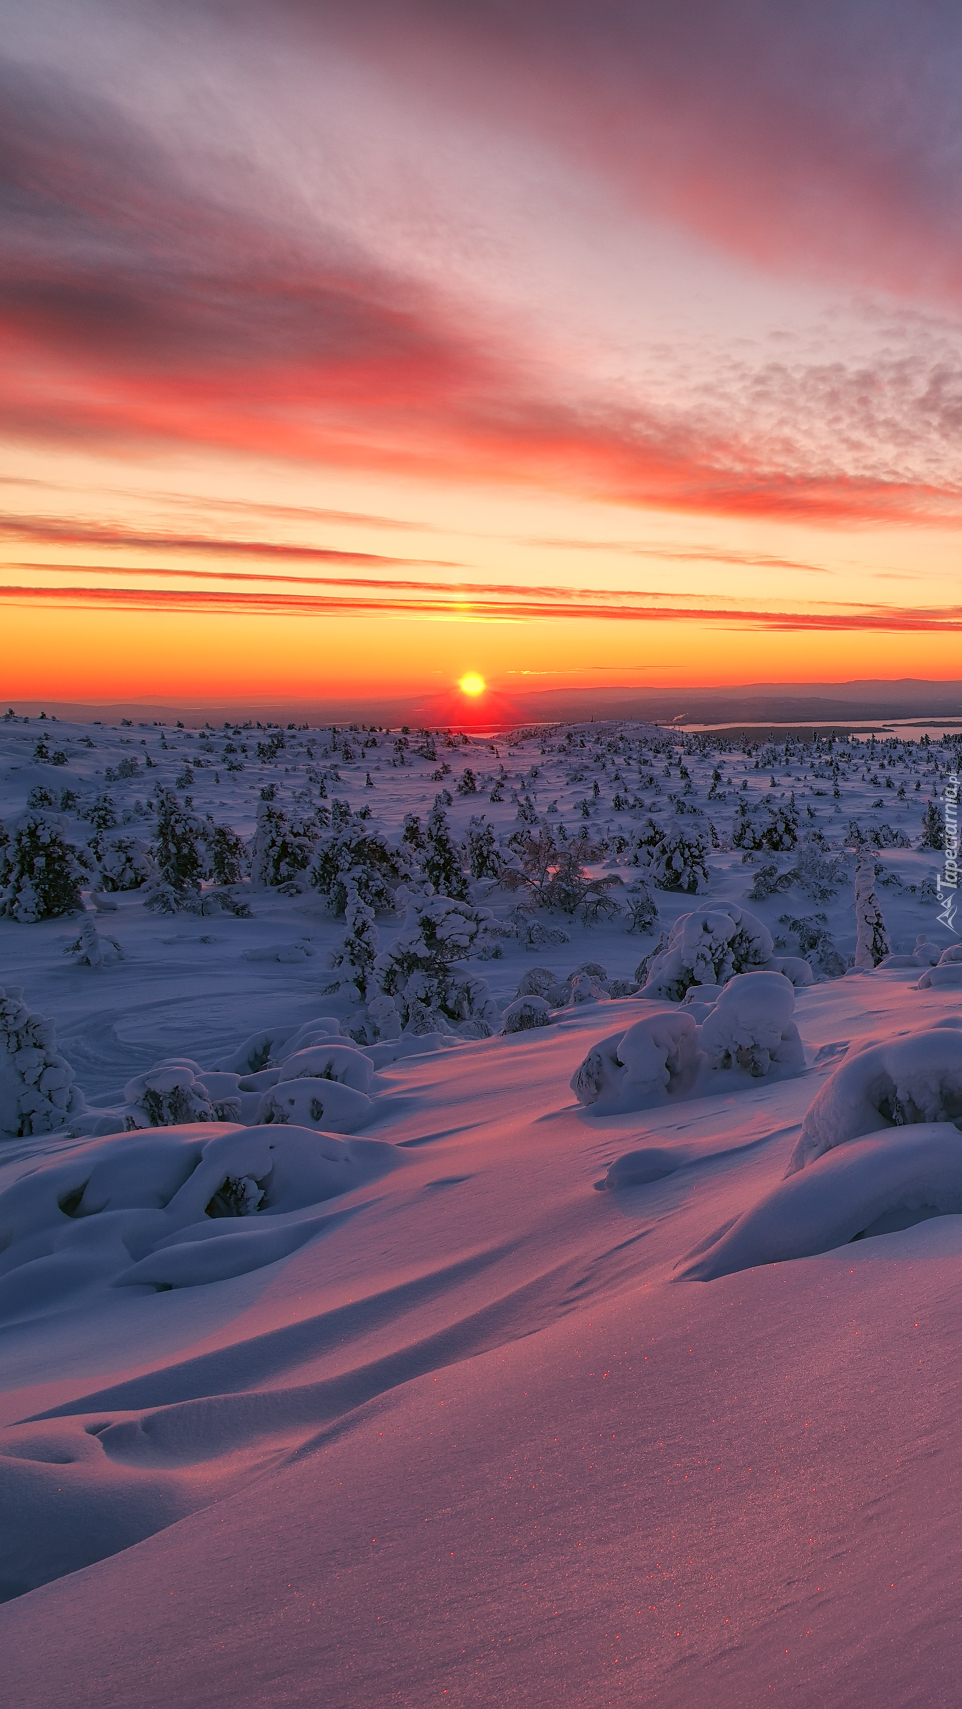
[{"x1": 6, "y1": 678, "x2": 962, "y2": 729}]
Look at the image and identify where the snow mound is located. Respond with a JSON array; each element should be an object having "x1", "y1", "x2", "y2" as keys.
[
  {"x1": 572, "y1": 973, "x2": 804, "y2": 1115},
  {"x1": 699, "y1": 972, "x2": 805, "y2": 1078},
  {"x1": 0, "y1": 1122, "x2": 400, "y2": 1317},
  {"x1": 788, "y1": 1028, "x2": 962, "y2": 1174},
  {"x1": 571, "y1": 1009, "x2": 702, "y2": 1115},
  {"x1": 599, "y1": 1146, "x2": 684, "y2": 1188},
  {"x1": 684, "y1": 1125, "x2": 962, "y2": 1281},
  {"x1": 253, "y1": 1078, "x2": 373, "y2": 1132},
  {"x1": 214, "y1": 1017, "x2": 341, "y2": 1074},
  {"x1": 277, "y1": 1043, "x2": 375, "y2": 1094}
]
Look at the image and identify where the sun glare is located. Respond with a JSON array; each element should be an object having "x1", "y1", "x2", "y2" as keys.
[{"x1": 459, "y1": 672, "x2": 486, "y2": 696}]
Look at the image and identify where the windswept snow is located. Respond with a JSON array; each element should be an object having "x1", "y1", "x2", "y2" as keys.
[{"x1": 3, "y1": 710, "x2": 962, "y2": 1709}]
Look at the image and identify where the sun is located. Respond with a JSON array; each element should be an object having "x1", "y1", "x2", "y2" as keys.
[{"x1": 459, "y1": 672, "x2": 486, "y2": 696}]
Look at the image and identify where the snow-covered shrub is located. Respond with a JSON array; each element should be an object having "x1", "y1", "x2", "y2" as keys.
[
  {"x1": 0, "y1": 986, "x2": 86, "y2": 1136},
  {"x1": 0, "y1": 1123, "x2": 399, "y2": 1305},
  {"x1": 787, "y1": 1027, "x2": 962, "y2": 1175},
  {"x1": 515, "y1": 912, "x2": 570, "y2": 950},
  {"x1": 782, "y1": 842, "x2": 846, "y2": 900},
  {"x1": 699, "y1": 971, "x2": 804, "y2": 1077},
  {"x1": 647, "y1": 824, "x2": 710, "y2": 893},
  {"x1": 623, "y1": 878, "x2": 657, "y2": 933},
  {"x1": 502, "y1": 995, "x2": 553, "y2": 1033},
  {"x1": 777, "y1": 913, "x2": 846, "y2": 979},
  {"x1": 640, "y1": 905, "x2": 776, "y2": 1001},
  {"x1": 571, "y1": 1008, "x2": 703, "y2": 1115},
  {"x1": 854, "y1": 860, "x2": 890, "y2": 968},
  {"x1": 747, "y1": 862, "x2": 790, "y2": 902},
  {"x1": 0, "y1": 814, "x2": 87, "y2": 921},
  {"x1": 878, "y1": 936, "x2": 942, "y2": 970},
  {"x1": 96, "y1": 832, "x2": 154, "y2": 891},
  {"x1": 64, "y1": 916, "x2": 123, "y2": 968},
  {"x1": 503, "y1": 827, "x2": 617, "y2": 914},
  {"x1": 732, "y1": 799, "x2": 798, "y2": 853},
  {"x1": 516, "y1": 966, "x2": 567, "y2": 1004},
  {"x1": 374, "y1": 895, "x2": 498, "y2": 1032},
  {"x1": 124, "y1": 1060, "x2": 217, "y2": 1128}
]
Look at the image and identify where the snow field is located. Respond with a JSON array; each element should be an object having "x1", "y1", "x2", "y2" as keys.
[{"x1": 3, "y1": 711, "x2": 962, "y2": 1707}]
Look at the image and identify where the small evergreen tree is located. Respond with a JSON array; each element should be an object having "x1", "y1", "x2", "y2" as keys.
[
  {"x1": 330, "y1": 884, "x2": 379, "y2": 999},
  {"x1": 465, "y1": 815, "x2": 502, "y2": 879},
  {"x1": 0, "y1": 814, "x2": 87, "y2": 921},
  {"x1": 648, "y1": 825, "x2": 710, "y2": 893},
  {"x1": 920, "y1": 799, "x2": 945, "y2": 850},
  {"x1": 422, "y1": 802, "x2": 468, "y2": 899},
  {"x1": 206, "y1": 822, "x2": 247, "y2": 886},
  {"x1": 248, "y1": 803, "x2": 317, "y2": 889},
  {"x1": 153, "y1": 790, "x2": 206, "y2": 894}
]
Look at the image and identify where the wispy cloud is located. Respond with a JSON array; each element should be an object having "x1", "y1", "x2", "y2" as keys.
[
  {"x1": 0, "y1": 513, "x2": 457, "y2": 567},
  {"x1": 6, "y1": 577, "x2": 962, "y2": 635}
]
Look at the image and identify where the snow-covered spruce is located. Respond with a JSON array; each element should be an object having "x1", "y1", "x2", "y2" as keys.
[
  {"x1": 0, "y1": 986, "x2": 86, "y2": 1136},
  {"x1": 639, "y1": 904, "x2": 811, "y2": 1002},
  {"x1": 0, "y1": 813, "x2": 87, "y2": 921},
  {"x1": 373, "y1": 894, "x2": 498, "y2": 1034}
]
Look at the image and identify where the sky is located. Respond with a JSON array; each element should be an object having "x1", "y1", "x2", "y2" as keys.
[{"x1": 5, "y1": 0, "x2": 962, "y2": 714}]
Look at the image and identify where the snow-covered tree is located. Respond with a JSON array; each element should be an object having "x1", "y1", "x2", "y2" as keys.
[
  {"x1": 153, "y1": 790, "x2": 207, "y2": 894},
  {"x1": 64, "y1": 915, "x2": 124, "y2": 968},
  {"x1": 624, "y1": 878, "x2": 657, "y2": 933},
  {"x1": 648, "y1": 825, "x2": 710, "y2": 893},
  {"x1": 330, "y1": 884, "x2": 379, "y2": 999},
  {"x1": 374, "y1": 895, "x2": 497, "y2": 1031},
  {"x1": 206, "y1": 822, "x2": 247, "y2": 886},
  {"x1": 249, "y1": 803, "x2": 318, "y2": 889},
  {"x1": 920, "y1": 799, "x2": 945, "y2": 850},
  {"x1": 422, "y1": 802, "x2": 468, "y2": 899},
  {"x1": 464, "y1": 815, "x2": 502, "y2": 880},
  {"x1": 0, "y1": 814, "x2": 87, "y2": 921},
  {"x1": 312, "y1": 820, "x2": 410, "y2": 915},
  {"x1": 0, "y1": 986, "x2": 86, "y2": 1135},
  {"x1": 96, "y1": 833, "x2": 155, "y2": 891},
  {"x1": 854, "y1": 860, "x2": 890, "y2": 968}
]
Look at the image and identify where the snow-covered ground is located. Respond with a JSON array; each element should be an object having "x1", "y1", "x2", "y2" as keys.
[{"x1": 2, "y1": 710, "x2": 962, "y2": 1707}]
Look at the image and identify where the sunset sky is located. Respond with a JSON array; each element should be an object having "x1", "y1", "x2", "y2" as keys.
[{"x1": 5, "y1": 0, "x2": 962, "y2": 712}]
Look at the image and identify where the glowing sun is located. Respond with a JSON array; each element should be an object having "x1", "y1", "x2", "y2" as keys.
[{"x1": 459, "y1": 672, "x2": 486, "y2": 696}]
